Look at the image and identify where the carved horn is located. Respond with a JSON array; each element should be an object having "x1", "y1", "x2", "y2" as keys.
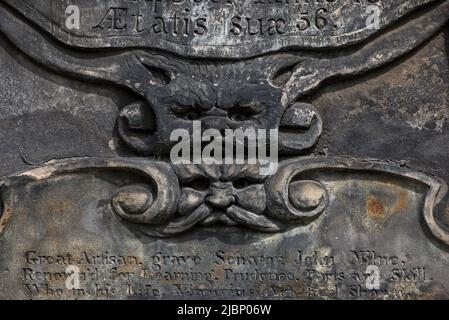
[
  {"x1": 282, "y1": 0, "x2": 449, "y2": 101},
  {"x1": 0, "y1": 3, "x2": 175, "y2": 96}
]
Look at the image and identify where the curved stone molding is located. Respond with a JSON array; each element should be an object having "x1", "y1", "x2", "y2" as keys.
[
  {"x1": 267, "y1": 157, "x2": 449, "y2": 245},
  {"x1": 281, "y1": 0, "x2": 449, "y2": 101},
  {"x1": 1, "y1": 0, "x2": 449, "y2": 301},
  {"x1": 137, "y1": 163, "x2": 286, "y2": 237},
  {"x1": 1, "y1": 1, "x2": 448, "y2": 154},
  {"x1": 1, "y1": 157, "x2": 447, "y2": 243},
  {"x1": 117, "y1": 101, "x2": 158, "y2": 155},
  {"x1": 0, "y1": 158, "x2": 180, "y2": 236},
  {"x1": 279, "y1": 103, "x2": 323, "y2": 154},
  {"x1": 0, "y1": 0, "x2": 444, "y2": 58}
]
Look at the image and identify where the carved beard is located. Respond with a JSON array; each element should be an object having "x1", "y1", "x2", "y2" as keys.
[
  {"x1": 174, "y1": 163, "x2": 270, "y2": 229},
  {"x1": 113, "y1": 162, "x2": 329, "y2": 237}
]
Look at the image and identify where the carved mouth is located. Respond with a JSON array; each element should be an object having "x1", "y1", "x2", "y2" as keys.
[{"x1": 200, "y1": 210, "x2": 239, "y2": 227}]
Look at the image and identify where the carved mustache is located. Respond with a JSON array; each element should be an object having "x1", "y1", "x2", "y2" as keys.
[
  {"x1": 178, "y1": 184, "x2": 266, "y2": 216},
  {"x1": 177, "y1": 184, "x2": 284, "y2": 233},
  {"x1": 3, "y1": 156, "x2": 446, "y2": 244},
  {"x1": 112, "y1": 170, "x2": 328, "y2": 237},
  {"x1": 119, "y1": 183, "x2": 281, "y2": 237}
]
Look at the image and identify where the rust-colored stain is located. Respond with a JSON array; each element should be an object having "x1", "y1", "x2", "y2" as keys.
[
  {"x1": 391, "y1": 190, "x2": 408, "y2": 213},
  {"x1": 366, "y1": 196, "x2": 385, "y2": 219}
]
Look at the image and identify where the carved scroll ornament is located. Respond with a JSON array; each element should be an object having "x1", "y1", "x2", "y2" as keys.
[{"x1": 0, "y1": 0, "x2": 448, "y2": 245}]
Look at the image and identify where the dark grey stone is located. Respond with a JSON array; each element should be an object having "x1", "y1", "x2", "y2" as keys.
[{"x1": 0, "y1": 0, "x2": 448, "y2": 300}]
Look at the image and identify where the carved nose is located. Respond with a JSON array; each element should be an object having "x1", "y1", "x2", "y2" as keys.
[
  {"x1": 202, "y1": 108, "x2": 230, "y2": 131},
  {"x1": 207, "y1": 186, "x2": 234, "y2": 208},
  {"x1": 207, "y1": 194, "x2": 234, "y2": 208},
  {"x1": 202, "y1": 117, "x2": 229, "y2": 131},
  {"x1": 204, "y1": 107, "x2": 227, "y2": 117}
]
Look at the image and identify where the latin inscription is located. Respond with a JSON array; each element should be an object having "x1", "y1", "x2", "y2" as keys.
[
  {"x1": 1, "y1": 0, "x2": 448, "y2": 301},
  {"x1": 21, "y1": 249, "x2": 431, "y2": 299},
  {"x1": 91, "y1": 1, "x2": 343, "y2": 37},
  {"x1": 2, "y1": 0, "x2": 436, "y2": 56}
]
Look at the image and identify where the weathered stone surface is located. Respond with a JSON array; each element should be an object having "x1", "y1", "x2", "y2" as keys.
[
  {"x1": 0, "y1": 0, "x2": 441, "y2": 57},
  {"x1": 0, "y1": 0, "x2": 449, "y2": 300}
]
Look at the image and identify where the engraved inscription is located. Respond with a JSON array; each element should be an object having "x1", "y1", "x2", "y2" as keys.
[
  {"x1": 1, "y1": 0, "x2": 441, "y2": 57},
  {"x1": 0, "y1": 0, "x2": 449, "y2": 301},
  {"x1": 20, "y1": 249, "x2": 433, "y2": 299}
]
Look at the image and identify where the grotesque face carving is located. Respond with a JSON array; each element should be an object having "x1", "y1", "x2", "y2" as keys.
[
  {"x1": 150, "y1": 66, "x2": 284, "y2": 146},
  {"x1": 0, "y1": 5, "x2": 330, "y2": 156},
  {"x1": 109, "y1": 161, "x2": 329, "y2": 236},
  {"x1": 115, "y1": 55, "x2": 325, "y2": 155},
  {"x1": 2, "y1": 0, "x2": 448, "y2": 238},
  {"x1": 173, "y1": 163, "x2": 268, "y2": 227},
  {"x1": 117, "y1": 57, "x2": 290, "y2": 154},
  {"x1": 3, "y1": 1, "x2": 447, "y2": 157}
]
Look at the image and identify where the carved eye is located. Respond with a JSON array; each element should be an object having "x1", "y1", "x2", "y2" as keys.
[
  {"x1": 228, "y1": 104, "x2": 261, "y2": 122},
  {"x1": 182, "y1": 109, "x2": 202, "y2": 120},
  {"x1": 190, "y1": 179, "x2": 210, "y2": 191},
  {"x1": 233, "y1": 178, "x2": 251, "y2": 189},
  {"x1": 171, "y1": 105, "x2": 202, "y2": 120}
]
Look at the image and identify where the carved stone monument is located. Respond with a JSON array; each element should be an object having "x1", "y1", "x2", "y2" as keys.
[{"x1": 0, "y1": 0, "x2": 449, "y2": 300}]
